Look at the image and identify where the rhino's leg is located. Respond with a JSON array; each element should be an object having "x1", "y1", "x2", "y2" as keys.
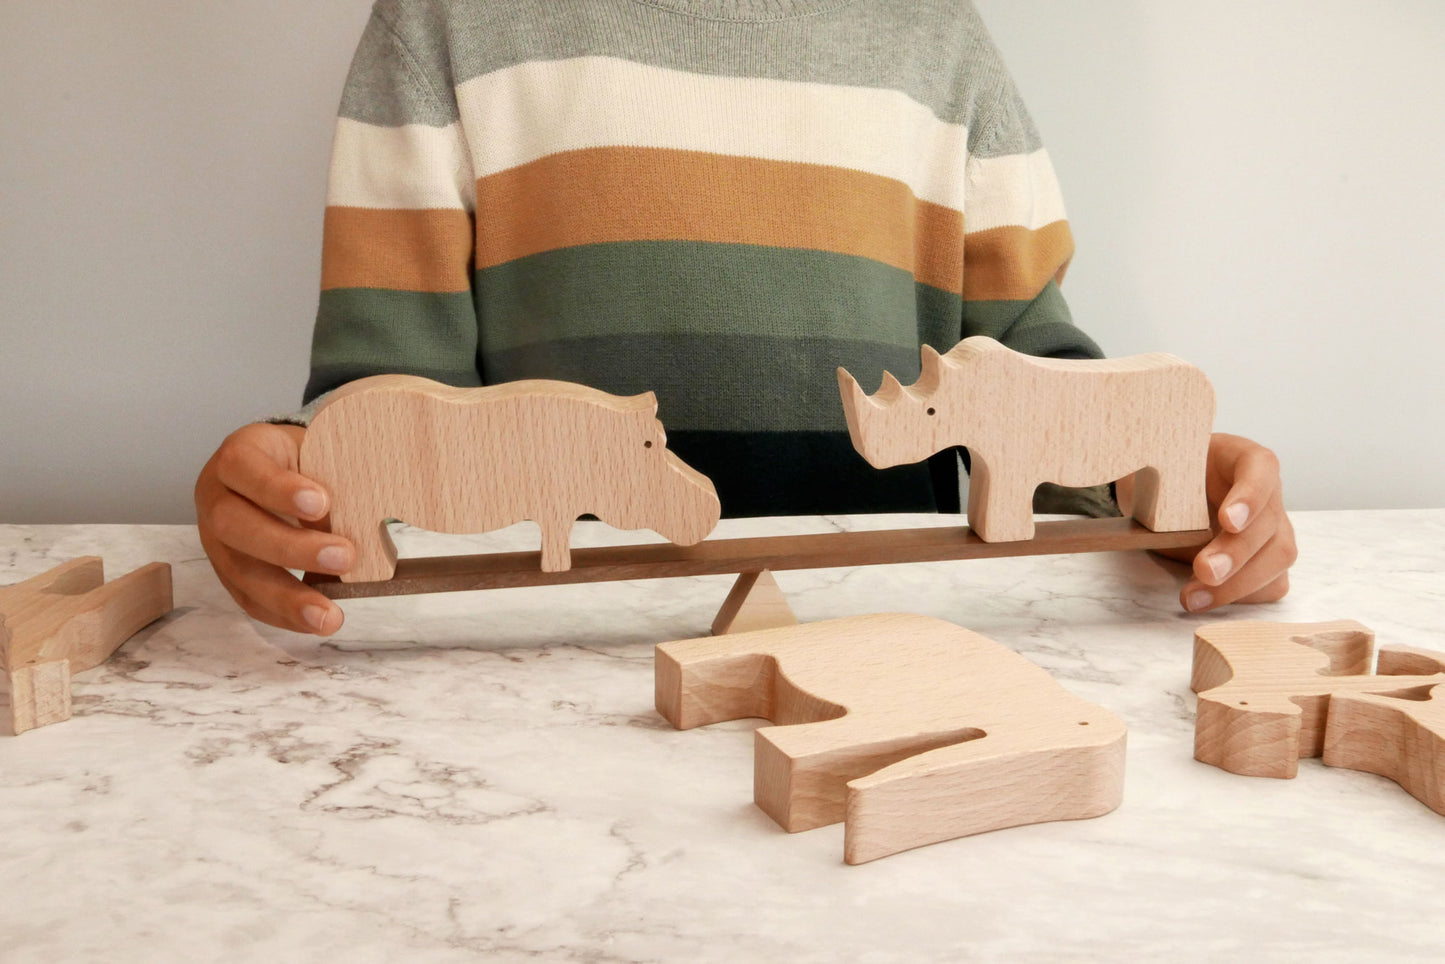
[
  {"x1": 966, "y1": 459, "x2": 1036, "y2": 542},
  {"x1": 1132, "y1": 462, "x2": 1209, "y2": 532},
  {"x1": 537, "y1": 515, "x2": 574, "y2": 573}
]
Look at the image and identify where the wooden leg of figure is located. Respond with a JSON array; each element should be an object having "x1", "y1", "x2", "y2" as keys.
[
  {"x1": 7, "y1": 661, "x2": 72, "y2": 735},
  {"x1": 967, "y1": 462, "x2": 1034, "y2": 542},
  {"x1": 711, "y1": 570, "x2": 797, "y2": 636},
  {"x1": 55, "y1": 563, "x2": 173, "y2": 673},
  {"x1": 1323, "y1": 684, "x2": 1445, "y2": 816},
  {"x1": 843, "y1": 721, "x2": 1126, "y2": 865},
  {"x1": 1, "y1": 558, "x2": 172, "y2": 735},
  {"x1": 1134, "y1": 463, "x2": 1210, "y2": 533},
  {"x1": 339, "y1": 518, "x2": 400, "y2": 583},
  {"x1": 537, "y1": 516, "x2": 574, "y2": 574}
]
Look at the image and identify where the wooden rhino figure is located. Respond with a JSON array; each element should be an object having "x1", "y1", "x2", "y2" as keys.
[
  {"x1": 301, "y1": 375, "x2": 721, "y2": 581},
  {"x1": 837, "y1": 336, "x2": 1215, "y2": 542}
]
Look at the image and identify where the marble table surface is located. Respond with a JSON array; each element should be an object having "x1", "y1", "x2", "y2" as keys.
[{"x1": 2, "y1": 510, "x2": 1444, "y2": 962}]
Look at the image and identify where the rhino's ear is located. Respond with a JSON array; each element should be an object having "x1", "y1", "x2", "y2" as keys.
[{"x1": 630, "y1": 391, "x2": 659, "y2": 415}]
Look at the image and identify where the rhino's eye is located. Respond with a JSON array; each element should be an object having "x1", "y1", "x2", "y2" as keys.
[{"x1": 926, "y1": 407, "x2": 936, "y2": 416}]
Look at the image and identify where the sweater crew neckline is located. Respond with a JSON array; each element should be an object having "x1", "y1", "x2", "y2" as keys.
[{"x1": 630, "y1": 0, "x2": 857, "y2": 22}]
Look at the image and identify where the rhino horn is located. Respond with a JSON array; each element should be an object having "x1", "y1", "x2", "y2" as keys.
[{"x1": 877, "y1": 371, "x2": 906, "y2": 403}]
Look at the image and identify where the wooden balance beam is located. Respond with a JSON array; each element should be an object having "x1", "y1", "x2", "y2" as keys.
[{"x1": 306, "y1": 517, "x2": 1210, "y2": 599}]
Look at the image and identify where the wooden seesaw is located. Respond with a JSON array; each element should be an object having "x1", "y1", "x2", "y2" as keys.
[{"x1": 303, "y1": 340, "x2": 1216, "y2": 603}]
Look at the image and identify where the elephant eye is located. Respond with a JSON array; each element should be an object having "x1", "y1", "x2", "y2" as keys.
[{"x1": 926, "y1": 407, "x2": 936, "y2": 416}]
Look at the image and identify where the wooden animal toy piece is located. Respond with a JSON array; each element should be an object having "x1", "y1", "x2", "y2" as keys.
[
  {"x1": 1192, "y1": 620, "x2": 1445, "y2": 815},
  {"x1": 301, "y1": 375, "x2": 722, "y2": 582},
  {"x1": 837, "y1": 336, "x2": 1215, "y2": 542},
  {"x1": 1324, "y1": 677, "x2": 1445, "y2": 816},
  {"x1": 0, "y1": 557, "x2": 173, "y2": 735},
  {"x1": 657, "y1": 613, "x2": 1126, "y2": 864}
]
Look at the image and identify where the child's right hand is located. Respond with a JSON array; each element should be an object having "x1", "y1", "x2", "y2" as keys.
[{"x1": 194, "y1": 423, "x2": 353, "y2": 635}]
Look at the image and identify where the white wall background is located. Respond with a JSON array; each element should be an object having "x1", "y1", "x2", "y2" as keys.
[{"x1": 1, "y1": 1, "x2": 1441, "y2": 523}]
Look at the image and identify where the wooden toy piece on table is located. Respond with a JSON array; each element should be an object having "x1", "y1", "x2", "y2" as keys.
[
  {"x1": 0, "y1": 557, "x2": 173, "y2": 735},
  {"x1": 1192, "y1": 620, "x2": 1445, "y2": 815},
  {"x1": 837, "y1": 336, "x2": 1215, "y2": 542},
  {"x1": 300, "y1": 375, "x2": 721, "y2": 582},
  {"x1": 657, "y1": 613, "x2": 1126, "y2": 864},
  {"x1": 1324, "y1": 654, "x2": 1445, "y2": 816}
]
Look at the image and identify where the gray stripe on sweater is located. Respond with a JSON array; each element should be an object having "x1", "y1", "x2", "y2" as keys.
[{"x1": 342, "y1": 0, "x2": 1041, "y2": 155}]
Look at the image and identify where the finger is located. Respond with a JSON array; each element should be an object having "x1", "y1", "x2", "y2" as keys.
[
  {"x1": 1237, "y1": 572, "x2": 1290, "y2": 604},
  {"x1": 1191, "y1": 490, "x2": 1286, "y2": 587},
  {"x1": 1182, "y1": 526, "x2": 1297, "y2": 611},
  {"x1": 1207, "y1": 436, "x2": 1282, "y2": 535},
  {"x1": 207, "y1": 491, "x2": 353, "y2": 575},
  {"x1": 208, "y1": 541, "x2": 346, "y2": 635},
  {"x1": 212, "y1": 427, "x2": 329, "y2": 521}
]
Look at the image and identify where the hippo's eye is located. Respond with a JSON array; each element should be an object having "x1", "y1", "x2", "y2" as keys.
[
  {"x1": 926, "y1": 407, "x2": 936, "y2": 416},
  {"x1": 644, "y1": 440, "x2": 653, "y2": 448}
]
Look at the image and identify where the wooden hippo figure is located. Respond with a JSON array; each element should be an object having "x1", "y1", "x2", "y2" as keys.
[
  {"x1": 657, "y1": 613, "x2": 1127, "y2": 864},
  {"x1": 301, "y1": 375, "x2": 721, "y2": 581},
  {"x1": 837, "y1": 336, "x2": 1215, "y2": 542}
]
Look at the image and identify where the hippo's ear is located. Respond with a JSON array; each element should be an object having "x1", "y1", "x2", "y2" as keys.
[{"x1": 629, "y1": 391, "x2": 660, "y2": 415}]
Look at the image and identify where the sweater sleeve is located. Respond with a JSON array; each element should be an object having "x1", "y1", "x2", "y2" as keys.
[{"x1": 302, "y1": 2, "x2": 480, "y2": 411}]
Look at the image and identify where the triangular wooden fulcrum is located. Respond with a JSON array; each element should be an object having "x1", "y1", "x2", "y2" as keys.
[{"x1": 711, "y1": 570, "x2": 797, "y2": 636}]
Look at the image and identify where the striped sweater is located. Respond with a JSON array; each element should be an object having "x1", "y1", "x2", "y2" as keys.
[{"x1": 303, "y1": 0, "x2": 1113, "y2": 517}]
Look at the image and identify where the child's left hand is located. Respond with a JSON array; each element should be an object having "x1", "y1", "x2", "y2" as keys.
[
  {"x1": 1118, "y1": 432, "x2": 1296, "y2": 611},
  {"x1": 1168, "y1": 433, "x2": 1297, "y2": 612}
]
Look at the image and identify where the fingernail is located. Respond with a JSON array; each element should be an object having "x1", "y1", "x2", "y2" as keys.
[
  {"x1": 1187, "y1": 590, "x2": 1214, "y2": 612},
  {"x1": 1224, "y1": 503, "x2": 1249, "y2": 530},
  {"x1": 294, "y1": 489, "x2": 326, "y2": 518},
  {"x1": 1207, "y1": 553, "x2": 1233, "y2": 583},
  {"x1": 316, "y1": 545, "x2": 350, "y2": 572},
  {"x1": 302, "y1": 604, "x2": 330, "y2": 632}
]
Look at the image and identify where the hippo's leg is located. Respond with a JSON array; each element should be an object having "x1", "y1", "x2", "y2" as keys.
[
  {"x1": 537, "y1": 514, "x2": 574, "y2": 573},
  {"x1": 337, "y1": 514, "x2": 399, "y2": 583},
  {"x1": 966, "y1": 458, "x2": 1036, "y2": 542}
]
